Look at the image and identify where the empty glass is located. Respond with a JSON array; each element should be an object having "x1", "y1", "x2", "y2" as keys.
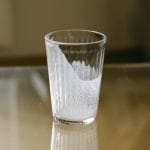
[{"x1": 45, "y1": 30, "x2": 106, "y2": 125}]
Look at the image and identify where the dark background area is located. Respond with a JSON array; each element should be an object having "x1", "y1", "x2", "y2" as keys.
[{"x1": 0, "y1": 0, "x2": 150, "y2": 66}]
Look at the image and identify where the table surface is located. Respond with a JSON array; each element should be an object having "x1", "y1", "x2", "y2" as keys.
[{"x1": 0, "y1": 64, "x2": 150, "y2": 150}]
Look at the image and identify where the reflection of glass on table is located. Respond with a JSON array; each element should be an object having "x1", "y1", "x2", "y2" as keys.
[{"x1": 50, "y1": 121, "x2": 98, "y2": 150}]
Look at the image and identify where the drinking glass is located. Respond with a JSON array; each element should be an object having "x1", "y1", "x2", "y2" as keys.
[{"x1": 45, "y1": 30, "x2": 106, "y2": 125}]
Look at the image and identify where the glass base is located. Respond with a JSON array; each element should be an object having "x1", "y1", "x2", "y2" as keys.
[{"x1": 53, "y1": 116, "x2": 95, "y2": 125}]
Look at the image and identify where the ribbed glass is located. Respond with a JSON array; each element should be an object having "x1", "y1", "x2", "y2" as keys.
[{"x1": 45, "y1": 30, "x2": 106, "y2": 124}]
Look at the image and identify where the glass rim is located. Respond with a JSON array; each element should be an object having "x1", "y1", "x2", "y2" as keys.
[{"x1": 44, "y1": 29, "x2": 107, "y2": 45}]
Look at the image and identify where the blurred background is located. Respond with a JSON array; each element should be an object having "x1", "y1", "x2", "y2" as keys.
[{"x1": 0, "y1": 0, "x2": 150, "y2": 66}]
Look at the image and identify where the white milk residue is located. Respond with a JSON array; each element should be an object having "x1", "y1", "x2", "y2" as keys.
[{"x1": 46, "y1": 43, "x2": 101, "y2": 121}]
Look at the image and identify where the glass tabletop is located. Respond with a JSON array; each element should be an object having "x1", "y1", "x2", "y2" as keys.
[{"x1": 0, "y1": 64, "x2": 149, "y2": 150}]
